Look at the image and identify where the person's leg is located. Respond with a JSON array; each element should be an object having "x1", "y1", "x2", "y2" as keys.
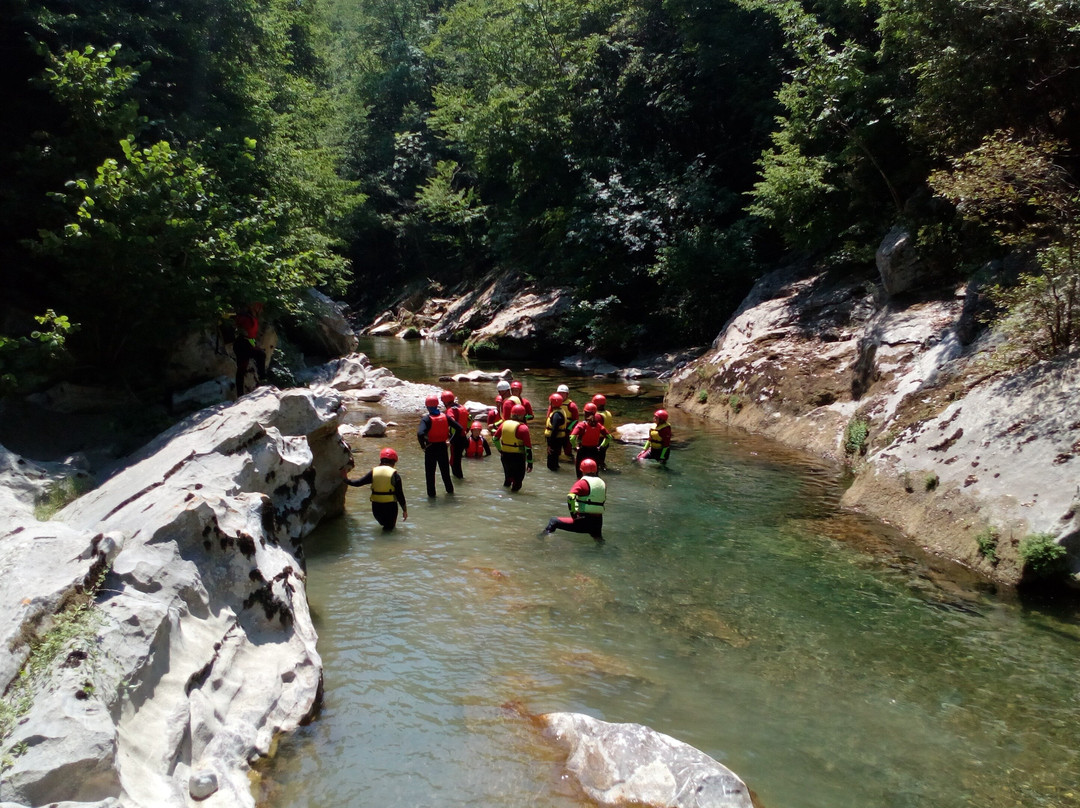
[
  {"x1": 436, "y1": 444, "x2": 454, "y2": 493},
  {"x1": 425, "y1": 446, "x2": 438, "y2": 497},
  {"x1": 372, "y1": 502, "x2": 399, "y2": 530},
  {"x1": 508, "y1": 454, "x2": 526, "y2": 492},
  {"x1": 500, "y1": 454, "x2": 512, "y2": 487},
  {"x1": 234, "y1": 341, "x2": 251, "y2": 397},
  {"x1": 450, "y1": 438, "x2": 465, "y2": 478},
  {"x1": 546, "y1": 438, "x2": 560, "y2": 471}
]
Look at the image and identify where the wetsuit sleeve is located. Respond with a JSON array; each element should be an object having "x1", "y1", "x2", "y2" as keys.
[
  {"x1": 417, "y1": 415, "x2": 430, "y2": 449},
  {"x1": 524, "y1": 400, "x2": 534, "y2": 421},
  {"x1": 567, "y1": 478, "x2": 590, "y2": 511},
  {"x1": 600, "y1": 427, "x2": 610, "y2": 448},
  {"x1": 569, "y1": 422, "x2": 582, "y2": 448},
  {"x1": 483, "y1": 437, "x2": 491, "y2": 456},
  {"x1": 346, "y1": 469, "x2": 374, "y2": 488},
  {"x1": 392, "y1": 471, "x2": 407, "y2": 508}
]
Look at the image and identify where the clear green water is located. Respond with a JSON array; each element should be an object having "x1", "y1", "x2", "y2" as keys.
[{"x1": 270, "y1": 339, "x2": 1080, "y2": 808}]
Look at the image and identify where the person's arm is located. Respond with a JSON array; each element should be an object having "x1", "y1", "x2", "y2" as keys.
[
  {"x1": 344, "y1": 469, "x2": 374, "y2": 487},
  {"x1": 566, "y1": 478, "x2": 589, "y2": 513},
  {"x1": 523, "y1": 399, "x2": 534, "y2": 422},
  {"x1": 659, "y1": 425, "x2": 672, "y2": 464},
  {"x1": 482, "y1": 437, "x2": 492, "y2": 456},
  {"x1": 392, "y1": 471, "x2": 408, "y2": 520},
  {"x1": 417, "y1": 415, "x2": 430, "y2": 449},
  {"x1": 519, "y1": 424, "x2": 533, "y2": 470},
  {"x1": 599, "y1": 426, "x2": 611, "y2": 448},
  {"x1": 569, "y1": 422, "x2": 581, "y2": 449}
]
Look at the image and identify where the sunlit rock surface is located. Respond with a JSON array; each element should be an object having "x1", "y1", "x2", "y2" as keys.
[
  {"x1": 0, "y1": 387, "x2": 348, "y2": 808},
  {"x1": 540, "y1": 712, "x2": 754, "y2": 808}
]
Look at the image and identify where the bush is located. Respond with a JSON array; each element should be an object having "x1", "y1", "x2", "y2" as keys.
[
  {"x1": 1018, "y1": 532, "x2": 1068, "y2": 578},
  {"x1": 728, "y1": 394, "x2": 743, "y2": 413},
  {"x1": 975, "y1": 526, "x2": 1000, "y2": 563},
  {"x1": 696, "y1": 389, "x2": 709, "y2": 404},
  {"x1": 844, "y1": 416, "x2": 870, "y2": 456},
  {"x1": 924, "y1": 472, "x2": 939, "y2": 491}
]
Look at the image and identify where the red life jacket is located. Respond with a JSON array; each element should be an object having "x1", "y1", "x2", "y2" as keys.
[
  {"x1": 427, "y1": 413, "x2": 450, "y2": 443},
  {"x1": 448, "y1": 404, "x2": 470, "y2": 430},
  {"x1": 575, "y1": 420, "x2": 606, "y2": 448},
  {"x1": 465, "y1": 436, "x2": 486, "y2": 457}
]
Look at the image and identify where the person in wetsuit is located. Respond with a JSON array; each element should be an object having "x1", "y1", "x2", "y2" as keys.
[
  {"x1": 493, "y1": 403, "x2": 533, "y2": 491},
  {"x1": 418, "y1": 394, "x2": 461, "y2": 497},
  {"x1": 543, "y1": 457, "x2": 606, "y2": 541},
  {"x1": 570, "y1": 402, "x2": 611, "y2": 478},
  {"x1": 343, "y1": 447, "x2": 408, "y2": 530}
]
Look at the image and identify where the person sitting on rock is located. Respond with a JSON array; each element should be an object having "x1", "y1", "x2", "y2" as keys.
[
  {"x1": 636, "y1": 409, "x2": 672, "y2": 466},
  {"x1": 343, "y1": 447, "x2": 408, "y2": 530}
]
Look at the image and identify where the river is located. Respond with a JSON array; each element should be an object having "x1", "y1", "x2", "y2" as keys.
[{"x1": 270, "y1": 338, "x2": 1080, "y2": 808}]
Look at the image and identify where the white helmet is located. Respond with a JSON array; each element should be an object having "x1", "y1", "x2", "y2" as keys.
[
  {"x1": 497, "y1": 380, "x2": 511, "y2": 392},
  {"x1": 557, "y1": 384, "x2": 570, "y2": 395}
]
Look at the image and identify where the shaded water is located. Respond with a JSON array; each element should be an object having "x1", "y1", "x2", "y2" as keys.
[{"x1": 271, "y1": 339, "x2": 1080, "y2": 808}]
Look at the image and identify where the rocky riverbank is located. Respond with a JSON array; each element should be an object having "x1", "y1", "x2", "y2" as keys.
[{"x1": 665, "y1": 261, "x2": 1080, "y2": 588}]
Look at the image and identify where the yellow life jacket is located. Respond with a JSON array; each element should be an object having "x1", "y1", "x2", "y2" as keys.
[
  {"x1": 544, "y1": 405, "x2": 570, "y2": 439},
  {"x1": 648, "y1": 422, "x2": 669, "y2": 449},
  {"x1": 574, "y1": 476, "x2": 606, "y2": 515},
  {"x1": 370, "y1": 464, "x2": 396, "y2": 503},
  {"x1": 498, "y1": 419, "x2": 525, "y2": 453},
  {"x1": 597, "y1": 410, "x2": 615, "y2": 431}
]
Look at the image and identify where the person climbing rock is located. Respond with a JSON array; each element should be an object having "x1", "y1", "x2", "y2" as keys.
[
  {"x1": 343, "y1": 447, "x2": 408, "y2": 530},
  {"x1": 493, "y1": 403, "x2": 533, "y2": 491},
  {"x1": 543, "y1": 457, "x2": 606, "y2": 541},
  {"x1": 418, "y1": 394, "x2": 461, "y2": 497},
  {"x1": 233, "y1": 302, "x2": 267, "y2": 398}
]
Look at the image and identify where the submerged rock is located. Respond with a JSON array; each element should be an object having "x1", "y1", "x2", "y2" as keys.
[{"x1": 539, "y1": 712, "x2": 753, "y2": 808}]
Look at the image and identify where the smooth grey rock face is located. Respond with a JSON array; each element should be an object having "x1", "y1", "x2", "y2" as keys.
[
  {"x1": 540, "y1": 712, "x2": 754, "y2": 808},
  {"x1": 0, "y1": 387, "x2": 347, "y2": 808}
]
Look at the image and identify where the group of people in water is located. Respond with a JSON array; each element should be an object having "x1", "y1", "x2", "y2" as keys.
[{"x1": 343, "y1": 377, "x2": 673, "y2": 542}]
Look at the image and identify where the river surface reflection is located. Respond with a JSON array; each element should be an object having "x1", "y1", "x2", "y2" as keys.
[{"x1": 270, "y1": 338, "x2": 1080, "y2": 808}]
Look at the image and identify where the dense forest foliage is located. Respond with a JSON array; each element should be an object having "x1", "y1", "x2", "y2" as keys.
[{"x1": 3, "y1": 0, "x2": 1080, "y2": 389}]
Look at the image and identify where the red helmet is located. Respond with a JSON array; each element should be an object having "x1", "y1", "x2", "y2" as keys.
[
  {"x1": 592, "y1": 394, "x2": 606, "y2": 407},
  {"x1": 654, "y1": 409, "x2": 669, "y2": 422},
  {"x1": 511, "y1": 404, "x2": 526, "y2": 418},
  {"x1": 441, "y1": 389, "x2": 455, "y2": 404},
  {"x1": 425, "y1": 394, "x2": 439, "y2": 408},
  {"x1": 549, "y1": 393, "x2": 564, "y2": 405},
  {"x1": 379, "y1": 447, "x2": 398, "y2": 462},
  {"x1": 579, "y1": 458, "x2": 598, "y2": 474},
  {"x1": 471, "y1": 421, "x2": 482, "y2": 430},
  {"x1": 510, "y1": 380, "x2": 523, "y2": 393},
  {"x1": 583, "y1": 402, "x2": 597, "y2": 414}
]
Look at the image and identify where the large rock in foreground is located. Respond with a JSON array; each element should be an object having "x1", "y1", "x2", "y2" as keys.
[
  {"x1": 540, "y1": 712, "x2": 754, "y2": 808},
  {"x1": 0, "y1": 387, "x2": 349, "y2": 808}
]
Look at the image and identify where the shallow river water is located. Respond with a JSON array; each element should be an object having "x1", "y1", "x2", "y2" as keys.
[{"x1": 270, "y1": 338, "x2": 1080, "y2": 808}]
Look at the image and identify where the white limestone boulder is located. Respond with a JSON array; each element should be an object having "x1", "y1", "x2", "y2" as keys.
[
  {"x1": 539, "y1": 712, "x2": 753, "y2": 808},
  {"x1": 0, "y1": 387, "x2": 348, "y2": 808}
]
